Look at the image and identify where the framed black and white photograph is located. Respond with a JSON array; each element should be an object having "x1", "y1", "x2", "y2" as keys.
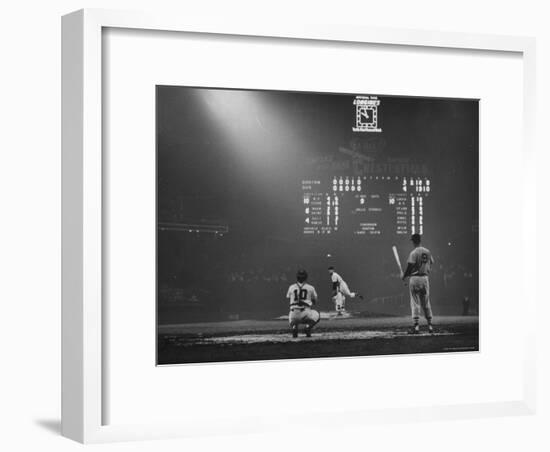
[
  {"x1": 156, "y1": 86, "x2": 479, "y2": 365},
  {"x1": 61, "y1": 9, "x2": 537, "y2": 444}
]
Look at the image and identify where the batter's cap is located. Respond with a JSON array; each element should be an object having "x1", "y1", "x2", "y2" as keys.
[{"x1": 411, "y1": 233, "x2": 421, "y2": 244}]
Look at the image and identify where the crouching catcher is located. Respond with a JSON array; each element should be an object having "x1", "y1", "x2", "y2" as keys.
[{"x1": 286, "y1": 269, "x2": 321, "y2": 338}]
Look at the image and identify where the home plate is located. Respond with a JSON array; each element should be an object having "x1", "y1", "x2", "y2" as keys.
[{"x1": 276, "y1": 311, "x2": 354, "y2": 321}]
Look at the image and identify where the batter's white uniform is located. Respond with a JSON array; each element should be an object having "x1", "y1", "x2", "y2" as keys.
[
  {"x1": 286, "y1": 282, "x2": 321, "y2": 327},
  {"x1": 407, "y1": 246, "x2": 434, "y2": 320},
  {"x1": 331, "y1": 271, "x2": 356, "y2": 313}
]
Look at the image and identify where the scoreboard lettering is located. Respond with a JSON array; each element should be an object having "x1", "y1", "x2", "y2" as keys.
[{"x1": 302, "y1": 176, "x2": 431, "y2": 237}]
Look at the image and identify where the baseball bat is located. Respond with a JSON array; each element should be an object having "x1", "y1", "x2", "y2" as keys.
[{"x1": 392, "y1": 245, "x2": 404, "y2": 279}]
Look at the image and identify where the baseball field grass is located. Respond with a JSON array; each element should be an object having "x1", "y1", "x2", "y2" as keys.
[{"x1": 157, "y1": 315, "x2": 479, "y2": 365}]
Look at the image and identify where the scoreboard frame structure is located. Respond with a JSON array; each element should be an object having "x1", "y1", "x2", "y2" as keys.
[{"x1": 62, "y1": 8, "x2": 537, "y2": 443}]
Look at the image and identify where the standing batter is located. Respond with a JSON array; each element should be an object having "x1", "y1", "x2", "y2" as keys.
[
  {"x1": 286, "y1": 269, "x2": 321, "y2": 338},
  {"x1": 402, "y1": 234, "x2": 435, "y2": 334}
]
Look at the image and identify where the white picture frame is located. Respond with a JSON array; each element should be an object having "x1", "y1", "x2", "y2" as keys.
[{"x1": 62, "y1": 8, "x2": 537, "y2": 443}]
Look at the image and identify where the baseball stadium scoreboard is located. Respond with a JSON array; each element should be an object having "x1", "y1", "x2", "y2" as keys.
[{"x1": 302, "y1": 175, "x2": 431, "y2": 237}]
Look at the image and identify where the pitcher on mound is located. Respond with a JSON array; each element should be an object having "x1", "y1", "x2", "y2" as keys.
[{"x1": 328, "y1": 266, "x2": 363, "y2": 316}]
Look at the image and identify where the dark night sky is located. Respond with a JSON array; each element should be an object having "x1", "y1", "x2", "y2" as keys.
[{"x1": 156, "y1": 86, "x2": 478, "y2": 319}]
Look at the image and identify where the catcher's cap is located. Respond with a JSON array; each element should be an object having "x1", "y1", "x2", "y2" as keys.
[
  {"x1": 296, "y1": 269, "x2": 308, "y2": 283},
  {"x1": 411, "y1": 233, "x2": 421, "y2": 244}
]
